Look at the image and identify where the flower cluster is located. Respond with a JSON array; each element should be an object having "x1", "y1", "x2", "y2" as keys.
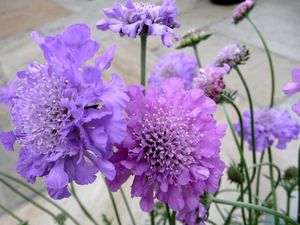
[
  {"x1": 193, "y1": 64, "x2": 229, "y2": 101},
  {"x1": 97, "y1": 0, "x2": 180, "y2": 47},
  {"x1": 234, "y1": 108, "x2": 300, "y2": 152},
  {"x1": 284, "y1": 68, "x2": 300, "y2": 116},
  {"x1": 148, "y1": 53, "x2": 198, "y2": 90},
  {"x1": 0, "y1": 24, "x2": 129, "y2": 199},
  {"x1": 214, "y1": 44, "x2": 249, "y2": 68},
  {"x1": 107, "y1": 78, "x2": 226, "y2": 224},
  {"x1": 232, "y1": 0, "x2": 254, "y2": 24}
]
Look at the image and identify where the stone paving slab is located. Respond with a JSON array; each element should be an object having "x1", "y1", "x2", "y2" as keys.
[
  {"x1": 0, "y1": 0, "x2": 70, "y2": 40},
  {"x1": 210, "y1": 0, "x2": 300, "y2": 62}
]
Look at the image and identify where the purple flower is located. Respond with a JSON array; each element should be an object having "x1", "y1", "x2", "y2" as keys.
[
  {"x1": 148, "y1": 53, "x2": 198, "y2": 90},
  {"x1": 177, "y1": 204, "x2": 207, "y2": 225},
  {"x1": 96, "y1": 0, "x2": 180, "y2": 47},
  {"x1": 232, "y1": 0, "x2": 254, "y2": 24},
  {"x1": 107, "y1": 78, "x2": 226, "y2": 222},
  {"x1": 234, "y1": 109, "x2": 300, "y2": 152},
  {"x1": 214, "y1": 44, "x2": 249, "y2": 68},
  {"x1": 193, "y1": 64, "x2": 229, "y2": 101},
  {"x1": 284, "y1": 68, "x2": 300, "y2": 116},
  {"x1": 0, "y1": 24, "x2": 129, "y2": 199}
]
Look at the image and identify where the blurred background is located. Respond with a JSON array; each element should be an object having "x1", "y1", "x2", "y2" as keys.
[{"x1": 0, "y1": 0, "x2": 299, "y2": 224}]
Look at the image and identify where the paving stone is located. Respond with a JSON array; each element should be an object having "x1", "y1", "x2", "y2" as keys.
[
  {"x1": 0, "y1": 0, "x2": 70, "y2": 40},
  {"x1": 210, "y1": 0, "x2": 300, "y2": 61}
]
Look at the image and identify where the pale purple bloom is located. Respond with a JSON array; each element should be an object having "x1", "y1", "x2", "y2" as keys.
[
  {"x1": 107, "y1": 78, "x2": 226, "y2": 222},
  {"x1": 233, "y1": 0, "x2": 254, "y2": 24},
  {"x1": 96, "y1": 0, "x2": 180, "y2": 47},
  {"x1": 214, "y1": 44, "x2": 249, "y2": 68},
  {"x1": 148, "y1": 53, "x2": 198, "y2": 90},
  {"x1": 284, "y1": 68, "x2": 300, "y2": 116},
  {"x1": 0, "y1": 24, "x2": 129, "y2": 199},
  {"x1": 234, "y1": 109, "x2": 300, "y2": 152},
  {"x1": 193, "y1": 64, "x2": 230, "y2": 101}
]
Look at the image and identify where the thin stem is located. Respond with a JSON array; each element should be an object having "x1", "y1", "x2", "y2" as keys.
[
  {"x1": 267, "y1": 148, "x2": 278, "y2": 225},
  {"x1": 0, "y1": 202, "x2": 25, "y2": 223},
  {"x1": 254, "y1": 151, "x2": 265, "y2": 225},
  {"x1": 298, "y1": 145, "x2": 300, "y2": 223},
  {"x1": 165, "y1": 204, "x2": 172, "y2": 225},
  {"x1": 246, "y1": 16, "x2": 275, "y2": 108},
  {"x1": 105, "y1": 185, "x2": 122, "y2": 225},
  {"x1": 70, "y1": 183, "x2": 99, "y2": 225},
  {"x1": 192, "y1": 45, "x2": 202, "y2": 67},
  {"x1": 212, "y1": 197, "x2": 299, "y2": 225},
  {"x1": 150, "y1": 211, "x2": 155, "y2": 225},
  {"x1": 287, "y1": 192, "x2": 291, "y2": 217},
  {"x1": 0, "y1": 177, "x2": 56, "y2": 219},
  {"x1": 140, "y1": 35, "x2": 147, "y2": 87},
  {"x1": 120, "y1": 188, "x2": 136, "y2": 225},
  {"x1": 0, "y1": 171, "x2": 81, "y2": 225},
  {"x1": 222, "y1": 104, "x2": 251, "y2": 224},
  {"x1": 171, "y1": 211, "x2": 176, "y2": 225},
  {"x1": 234, "y1": 66, "x2": 257, "y2": 182}
]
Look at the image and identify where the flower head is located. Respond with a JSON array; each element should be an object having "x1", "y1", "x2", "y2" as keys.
[
  {"x1": 148, "y1": 53, "x2": 198, "y2": 90},
  {"x1": 177, "y1": 29, "x2": 212, "y2": 49},
  {"x1": 107, "y1": 78, "x2": 226, "y2": 222},
  {"x1": 214, "y1": 44, "x2": 249, "y2": 68},
  {"x1": 234, "y1": 108, "x2": 300, "y2": 152},
  {"x1": 192, "y1": 64, "x2": 229, "y2": 101},
  {"x1": 0, "y1": 24, "x2": 129, "y2": 199},
  {"x1": 232, "y1": 0, "x2": 254, "y2": 24},
  {"x1": 97, "y1": 0, "x2": 180, "y2": 47},
  {"x1": 284, "y1": 68, "x2": 300, "y2": 116}
]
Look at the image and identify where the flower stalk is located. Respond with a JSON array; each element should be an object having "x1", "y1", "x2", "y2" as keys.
[
  {"x1": 140, "y1": 35, "x2": 147, "y2": 87},
  {"x1": 0, "y1": 202, "x2": 26, "y2": 224}
]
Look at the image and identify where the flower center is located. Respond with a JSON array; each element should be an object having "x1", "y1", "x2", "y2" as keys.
[
  {"x1": 13, "y1": 72, "x2": 71, "y2": 153},
  {"x1": 136, "y1": 104, "x2": 200, "y2": 183},
  {"x1": 133, "y1": 2, "x2": 161, "y2": 20}
]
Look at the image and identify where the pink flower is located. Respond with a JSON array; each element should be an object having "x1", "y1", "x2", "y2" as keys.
[
  {"x1": 107, "y1": 78, "x2": 226, "y2": 223},
  {"x1": 232, "y1": 0, "x2": 254, "y2": 24}
]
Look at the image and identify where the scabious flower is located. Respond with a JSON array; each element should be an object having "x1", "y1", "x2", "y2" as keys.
[
  {"x1": 284, "y1": 68, "x2": 300, "y2": 116},
  {"x1": 214, "y1": 44, "x2": 249, "y2": 68},
  {"x1": 177, "y1": 29, "x2": 212, "y2": 49},
  {"x1": 0, "y1": 24, "x2": 129, "y2": 199},
  {"x1": 234, "y1": 109, "x2": 300, "y2": 152},
  {"x1": 232, "y1": 0, "x2": 254, "y2": 24},
  {"x1": 192, "y1": 64, "x2": 229, "y2": 101},
  {"x1": 107, "y1": 78, "x2": 226, "y2": 223},
  {"x1": 96, "y1": 0, "x2": 180, "y2": 47},
  {"x1": 148, "y1": 53, "x2": 198, "y2": 90}
]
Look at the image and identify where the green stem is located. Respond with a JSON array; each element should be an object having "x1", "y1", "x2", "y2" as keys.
[
  {"x1": 234, "y1": 66, "x2": 257, "y2": 182},
  {"x1": 165, "y1": 204, "x2": 172, "y2": 225},
  {"x1": 225, "y1": 162, "x2": 281, "y2": 225},
  {"x1": 120, "y1": 188, "x2": 136, "y2": 225},
  {"x1": 246, "y1": 16, "x2": 275, "y2": 108},
  {"x1": 287, "y1": 192, "x2": 291, "y2": 217},
  {"x1": 0, "y1": 171, "x2": 81, "y2": 225},
  {"x1": 254, "y1": 151, "x2": 265, "y2": 225},
  {"x1": 212, "y1": 197, "x2": 299, "y2": 225},
  {"x1": 106, "y1": 185, "x2": 122, "y2": 225},
  {"x1": 298, "y1": 146, "x2": 300, "y2": 223},
  {"x1": 0, "y1": 202, "x2": 26, "y2": 223},
  {"x1": 150, "y1": 211, "x2": 155, "y2": 225},
  {"x1": 222, "y1": 101, "x2": 252, "y2": 224},
  {"x1": 171, "y1": 211, "x2": 176, "y2": 225},
  {"x1": 0, "y1": 177, "x2": 56, "y2": 219},
  {"x1": 192, "y1": 45, "x2": 202, "y2": 67},
  {"x1": 70, "y1": 183, "x2": 99, "y2": 225},
  {"x1": 267, "y1": 148, "x2": 278, "y2": 225},
  {"x1": 140, "y1": 35, "x2": 147, "y2": 87}
]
